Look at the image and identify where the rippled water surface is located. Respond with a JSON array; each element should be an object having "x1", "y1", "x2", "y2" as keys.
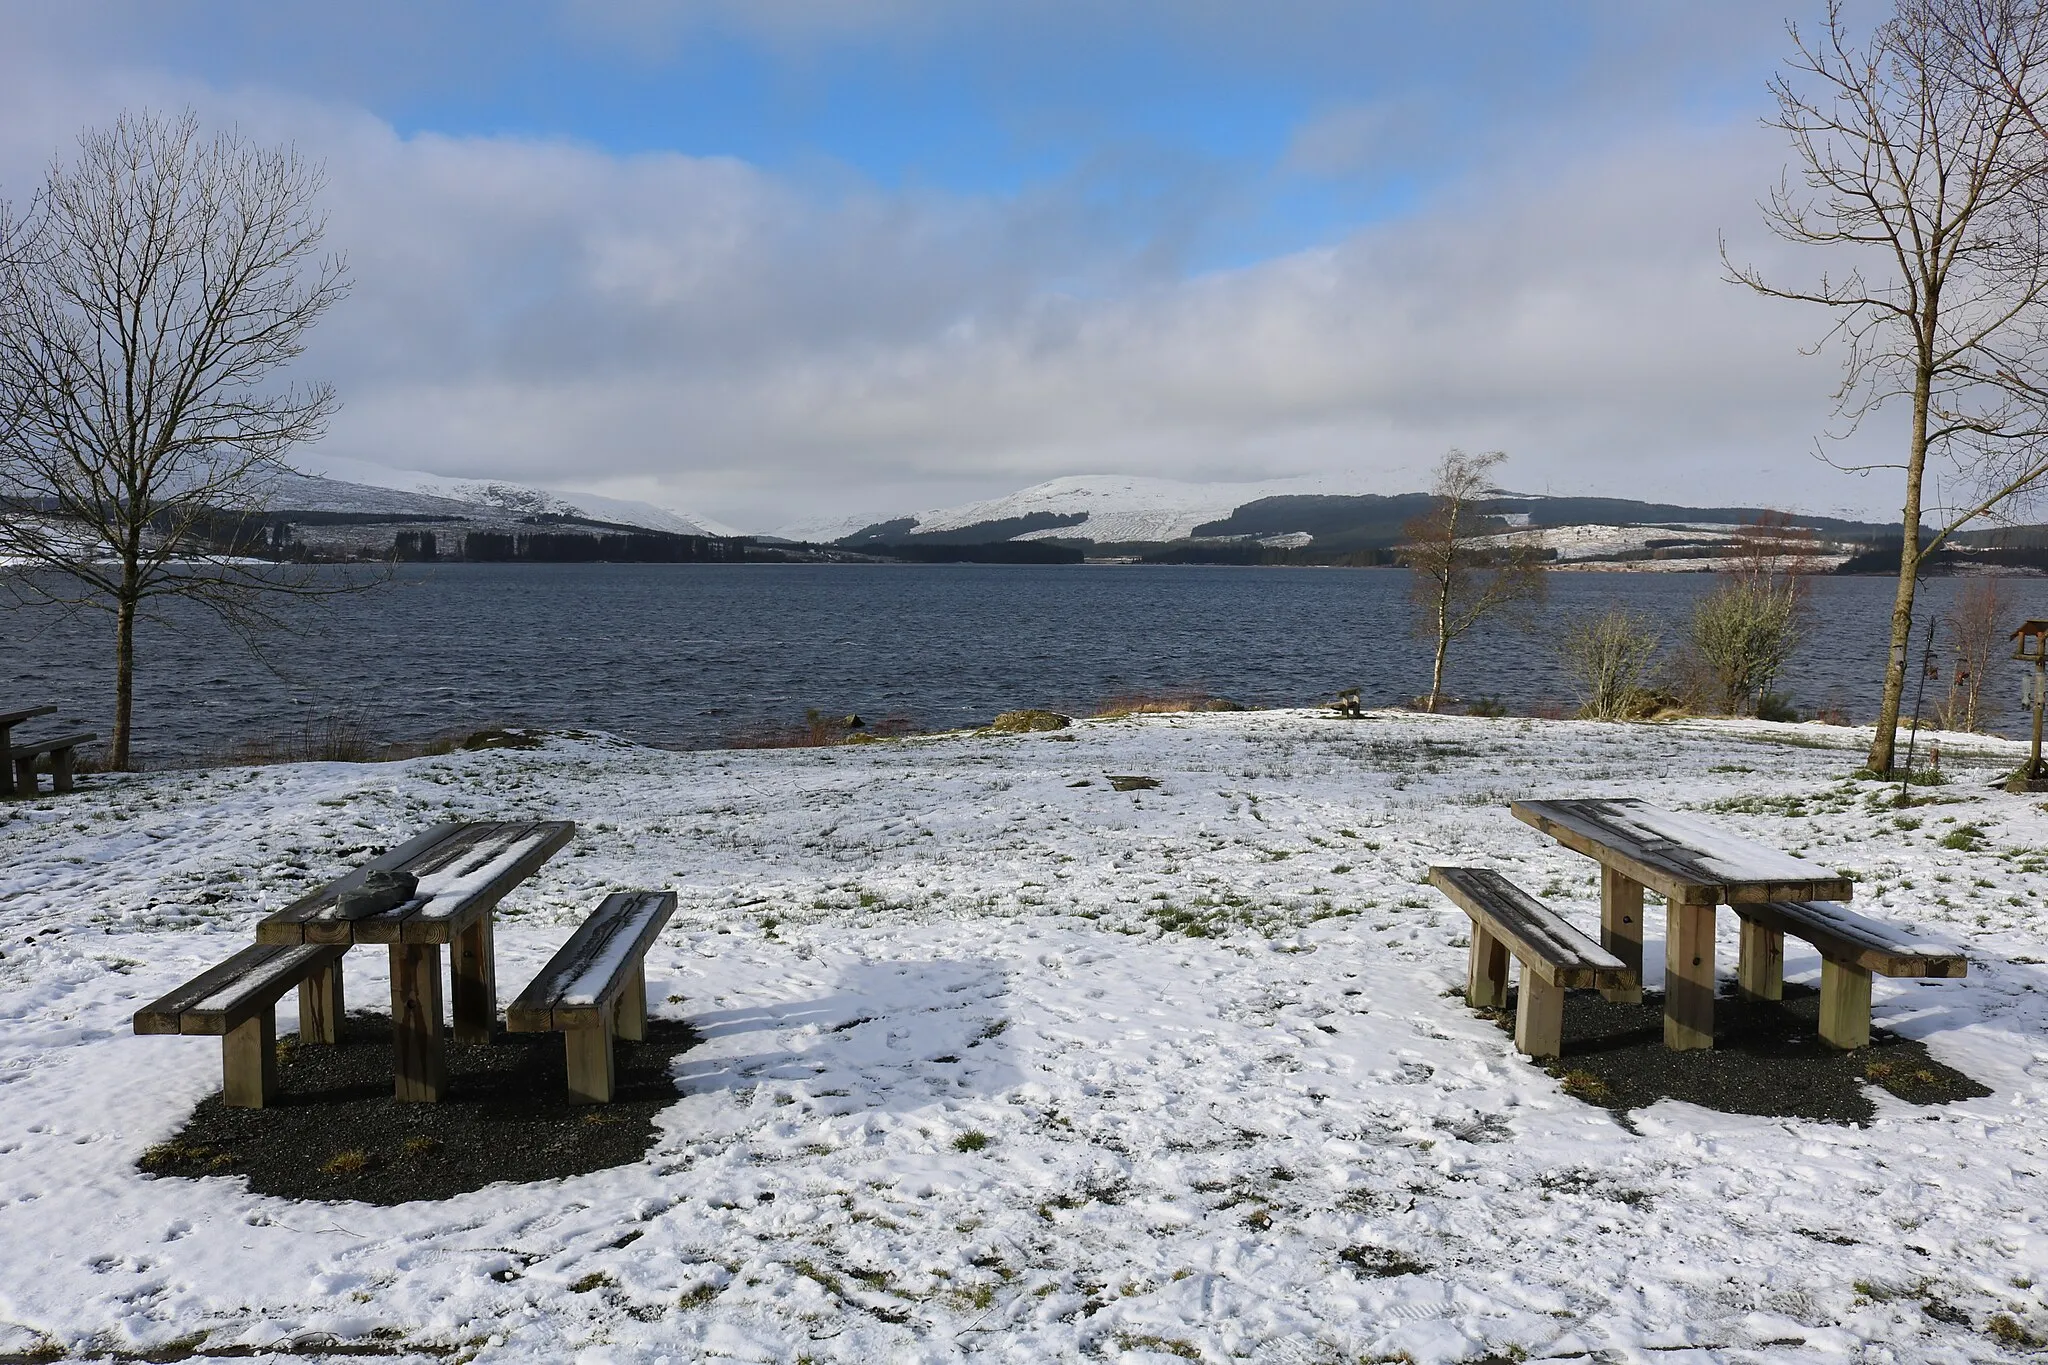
[{"x1": 6, "y1": 563, "x2": 2042, "y2": 764}]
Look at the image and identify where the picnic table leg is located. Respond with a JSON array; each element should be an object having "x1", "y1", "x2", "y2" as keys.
[
  {"x1": 565, "y1": 1018, "x2": 615, "y2": 1103},
  {"x1": 51, "y1": 746, "x2": 76, "y2": 794},
  {"x1": 450, "y1": 912, "x2": 497, "y2": 1045},
  {"x1": 299, "y1": 955, "x2": 345, "y2": 1045},
  {"x1": 13, "y1": 755, "x2": 36, "y2": 798},
  {"x1": 1663, "y1": 902, "x2": 1717, "y2": 1051},
  {"x1": 390, "y1": 943, "x2": 447, "y2": 1101},
  {"x1": 1599, "y1": 866, "x2": 1645, "y2": 1003},
  {"x1": 1467, "y1": 927, "x2": 1510, "y2": 1010},
  {"x1": 1513, "y1": 970, "x2": 1565, "y2": 1059},
  {"x1": 221, "y1": 1010, "x2": 278, "y2": 1108},
  {"x1": 617, "y1": 962, "x2": 647, "y2": 1043},
  {"x1": 1818, "y1": 958, "x2": 1873, "y2": 1049},
  {"x1": 0, "y1": 724, "x2": 13, "y2": 797},
  {"x1": 1737, "y1": 919, "x2": 1784, "y2": 1002}
]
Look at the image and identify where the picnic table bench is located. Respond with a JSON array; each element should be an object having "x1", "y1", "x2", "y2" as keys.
[
  {"x1": 508, "y1": 889, "x2": 677, "y2": 1102},
  {"x1": 1732, "y1": 899, "x2": 1966, "y2": 1048},
  {"x1": 137, "y1": 819, "x2": 574, "y2": 1105},
  {"x1": 12, "y1": 730, "x2": 97, "y2": 796},
  {"x1": 134, "y1": 944, "x2": 345, "y2": 1107},
  {"x1": 1429, "y1": 865, "x2": 1632, "y2": 1058},
  {"x1": 1511, "y1": 797, "x2": 1959, "y2": 1051}
]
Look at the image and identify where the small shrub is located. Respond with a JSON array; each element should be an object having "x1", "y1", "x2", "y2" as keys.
[
  {"x1": 1466, "y1": 695, "x2": 1508, "y2": 718},
  {"x1": 1558, "y1": 607, "x2": 1661, "y2": 720}
]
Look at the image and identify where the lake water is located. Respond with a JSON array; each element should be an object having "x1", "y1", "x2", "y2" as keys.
[{"x1": 6, "y1": 563, "x2": 2043, "y2": 765}]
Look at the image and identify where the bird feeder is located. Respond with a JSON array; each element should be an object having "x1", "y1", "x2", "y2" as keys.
[{"x1": 2010, "y1": 620, "x2": 2048, "y2": 791}]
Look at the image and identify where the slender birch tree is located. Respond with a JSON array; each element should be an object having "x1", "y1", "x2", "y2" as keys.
[
  {"x1": 1728, "y1": 0, "x2": 2048, "y2": 774},
  {"x1": 0, "y1": 109, "x2": 350, "y2": 768},
  {"x1": 1397, "y1": 449, "x2": 1547, "y2": 714}
]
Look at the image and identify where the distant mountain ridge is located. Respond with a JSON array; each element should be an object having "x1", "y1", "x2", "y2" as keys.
[
  {"x1": 281, "y1": 454, "x2": 740, "y2": 538},
  {"x1": 788, "y1": 475, "x2": 1905, "y2": 559}
]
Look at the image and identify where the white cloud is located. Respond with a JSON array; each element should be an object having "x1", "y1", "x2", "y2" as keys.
[{"x1": 0, "y1": 5, "x2": 1903, "y2": 532}]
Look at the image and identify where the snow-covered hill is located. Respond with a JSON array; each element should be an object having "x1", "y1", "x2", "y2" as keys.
[
  {"x1": 779, "y1": 474, "x2": 1337, "y2": 544},
  {"x1": 284, "y1": 454, "x2": 741, "y2": 538}
]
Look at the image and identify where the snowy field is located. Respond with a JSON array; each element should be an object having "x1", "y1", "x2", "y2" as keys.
[{"x1": 4, "y1": 710, "x2": 2048, "y2": 1363}]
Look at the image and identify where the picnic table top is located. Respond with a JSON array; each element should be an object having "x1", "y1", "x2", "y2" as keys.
[
  {"x1": 1511, "y1": 797, "x2": 1854, "y2": 906},
  {"x1": 0, "y1": 705, "x2": 57, "y2": 728},
  {"x1": 256, "y1": 819, "x2": 575, "y2": 947}
]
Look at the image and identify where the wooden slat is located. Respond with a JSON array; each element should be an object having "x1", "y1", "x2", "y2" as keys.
[
  {"x1": 1512, "y1": 799, "x2": 1854, "y2": 906},
  {"x1": 1428, "y1": 867, "x2": 1630, "y2": 988},
  {"x1": 256, "y1": 822, "x2": 471, "y2": 943},
  {"x1": 507, "y1": 890, "x2": 677, "y2": 1031},
  {"x1": 9, "y1": 730, "x2": 95, "y2": 758},
  {"x1": 346, "y1": 821, "x2": 576, "y2": 945},
  {"x1": 132, "y1": 943, "x2": 344, "y2": 1036},
  {"x1": 0, "y1": 705, "x2": 56, "y2": 727},
  {"x1": 1736, "y1": 900, "x2": 1967, "y2": 978}
]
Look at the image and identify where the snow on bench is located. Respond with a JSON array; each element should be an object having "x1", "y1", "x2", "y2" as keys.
[
  {"x1": 1733, "y1": 899, "x2": 1967, "y2": 1049},
  {"x1": 1428, "y1": 865, "x2": 1633, "y2": 1060},
  {"x1": 507, "y1": 890, "x2": 677, "y2": 1103},
  {"x1": 133, "y1": 943, "x2": 346, "y2": 1108}
]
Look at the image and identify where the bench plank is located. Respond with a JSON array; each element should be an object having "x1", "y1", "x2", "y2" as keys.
[
  {"x1": 10, "y1": 730, "x2": 96, "y2": 758},
  {"x1": 1513, "y1": 798, "x2": 1854, "y2": 905},
  {"x1": 1429, "y1": 866, "x2": 1628, "y2": 987},
  {"x1": 133, "y1": 943, "x2": 344, "y2": 1035},
  {"x1": 1737, "y1": 900, "x2": 1967, "y2": 978},
  {"x1": 508, "y1": 890, "x2": 677, "y2": 1030}
]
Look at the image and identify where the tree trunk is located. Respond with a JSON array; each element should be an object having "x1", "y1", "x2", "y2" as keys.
[
  {"x1": 113, "y1": 589, "x2": 137, "y2": 772},
  {"x1": 1868, "y1": 360, "x2": 1934, "y2": 775},
  {"x1": 1427, "y1": 575, "x2": 1452, "y2": 712}
]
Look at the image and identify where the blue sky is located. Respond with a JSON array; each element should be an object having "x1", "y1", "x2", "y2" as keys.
[{"x1": 0, "y1": 1, "x2": 1887, "y2": 529}]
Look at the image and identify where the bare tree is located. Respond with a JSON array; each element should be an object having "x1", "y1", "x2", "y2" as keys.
[
  {"x1": 1681, "y1": 514, "x2": 1819, "y2": 718},
  {"x1": 0, "y1": 109, "x2": 350, "y2": 768},
  {"x1": 1398, "y1": 449, "x2": 1547, "y2": 713},
  {"x1": 1935, "y1": 574, "x2": 2009, "y2": 728},
  {"x1": 1559, "y1": 606, "x2": 1662, "y2": 721},
  {"x1": 1728, "y1": 0, "x2": 2048, "y2": 774}
]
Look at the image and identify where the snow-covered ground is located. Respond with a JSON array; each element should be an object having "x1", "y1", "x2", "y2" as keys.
[
  {"x1": 1463, "y1": 523, "x2": 1856, "y2": 572},
  {"x1": 5, "y1": 711, "x2": 2048, "y2": 1362}
]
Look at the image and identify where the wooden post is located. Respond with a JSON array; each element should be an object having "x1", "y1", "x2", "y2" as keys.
[
  {"x1": 51, "y1": 746, "x2": 75, "y2": 794},
  {"x1": 1818, "y1": 958, "x2": 1873, "y2": 1050},
  {"x1": 1599, "y1": 866, "x2": 1645, "y2": 1003},
  {"x1": 1514, "y1": 972, "x2": 1565, "y2": 1059},
  {"x1": 1663, "y1": 902, "x2": 1717, "y2": 1051},
  {"x1": 13, "y1": 756, "x2": 35, "y2": 797},
  {"x1": 389, "y1": 944, "x2": 446, "y2": 1102},
  {"x1": 450, "y1": 912, "x2": 497, "y2": 1046},
  {"x1": 221, "y1": 1010, "x2": 278, "y2": 1109},
  {"x1": 564, "y1": 1018, "x2": 615, "y2": 1103},
  {"x1": 0, "y1": 724, "x2": 13, "y2": 798},
  {"x1": 298, "y1": 956, "x2": 345, "y2": 1044},
  {"x1": 1737, "y1": 919, "x2": 1784, "y2": 1002},
  {"x1": 1467, "y1": 926, "x2": 1510, "y2": 1010},
  {"x1": 616, "y1": 963, "x2": 647, "y2": 1043}
]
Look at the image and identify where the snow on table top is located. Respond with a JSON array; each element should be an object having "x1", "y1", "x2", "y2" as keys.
[
  {"x1": 3, "y1": 711, "x2": 2047, "y2": 1362},
  {"x1": 1522, "y1": 796, "x2": 1846, "y2": 888}
]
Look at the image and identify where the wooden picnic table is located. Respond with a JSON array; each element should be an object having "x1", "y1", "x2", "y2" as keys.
[
  {"x1": 256, "y1": 819, "x2": 575, "y2": 1100},
  {"x1": 1512, "y1": 798, "x2": 1854, "y2": 1051},
  {"x1": 0, "y1": 705, "x2": 56, "y2": 797}
]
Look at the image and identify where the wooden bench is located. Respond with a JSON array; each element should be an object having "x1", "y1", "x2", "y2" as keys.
[
  {"x1": 0, "y1": 705, "x2": 56, "y2": 796},
  {"x1": 1429, "y1": 866, "x2": 1634, "y2": 1059},
  {"x1": 134, "y1": 943, "x2": 347, "y2": 1107},
  {"x1": 507, "y1": 890, "x2": 677, "y2": 1103},
  {"x1": 11, "y1": 731, "x2": 96, "y2": 796},
  {"x1": 1733, "y1": 899, "x2": 1967, "y2": 1049}
]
